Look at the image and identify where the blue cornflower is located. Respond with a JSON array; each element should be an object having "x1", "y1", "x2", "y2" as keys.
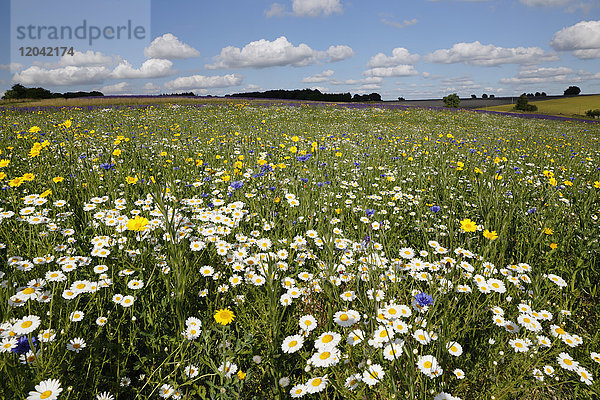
[
  {"x1": 297, "y1": 154, "x2": 312, "y2": 162},
  {"x1": 99, "y1": 162, "x2": 115, "y2": 171},
  {"x1": 230, "y1": 181, "x2": 243, "y2": 190},
  {"x1": 527, "y1": 207, "x2": 537, "y2": 214},
  {"x1": 430, "y1": 205, "x2": 441, "y2": 213},
  {"x1": 365, "y1": 209, "x2": 375, "y2": 217},
  {"x1": 12, "y1": 336, "x2": 36, "y2": 354},
  {"x1": 415, "y1": 292, "x2": 434, "y2": 307}
]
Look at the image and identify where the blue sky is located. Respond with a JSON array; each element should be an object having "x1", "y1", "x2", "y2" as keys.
[{"x1": 1, "y1": 0, "x2": 599, "y2": 100}]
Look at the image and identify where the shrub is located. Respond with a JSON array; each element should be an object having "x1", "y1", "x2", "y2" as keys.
[
  {"x1": 514, "y1": 94, "x2": 537, "y2": 112},
  {"x1": 443, "y1": 93, "x2": 460, "y2": 108},
  {"x1": 586, "y1": 109, "x2": 600, "y2": 118},
  {"x1": 564, "y1": 86, "x2": 581, "y2": 96}
]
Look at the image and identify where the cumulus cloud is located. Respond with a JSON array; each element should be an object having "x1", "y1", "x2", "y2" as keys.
[
  {"x1": 499, "y1": 66, "x2": 576, "y2": 85},
  {"x1": 363, "y1": 65, "x2": 419, "y2": 77},
  {"x1": 302, "y1": 69, "x2": 335, "y2": 83},
  {"x1": 142, "y1": 82, "x2": 161, "y2": 93},
  {"x1": 265, "y1": 3, "x2": 287, "y2": 17},
  {"x1": 550, "y1": 20, "x2": 600, "y2": 59},
  {"x1": 367, "y1": 48, "x2": 420, "y2": 68},
  {"x1": 58, "y1": 50, "x2": 114, "y2": 67},
  {"x1": 100, "y1": 82, "x2": 135, "y2": 94},
  {"x1": 12, "y1": 65, "x2": 110, "y2": 86},
  {"x1": 381, "y1": 18, "x2": 418, "y2": 29},
  {"x1": 206, "y1": 36, "x2": 352, "y2": 69},
  {"x1": 111, "y1": 59, "x2": 174, "y2": 79},
  {"x1": 326, "y1": 45, "x2": 354, "y2": 62},
  {"x1": 144, "y1": 33, "x2": 200, "y2": 59},
  {"x1": 425, "y1": 41, "x2": 559, "y2": 66},
  {"x1": 292, "y1": 0, "x2": 342, "y2": 16},
  {"x1": 164, "y1": 74, "x2": 243, "y2": 90},
  {"x1": 330, "y1": 76, "x2": 383, "y2": 86}
]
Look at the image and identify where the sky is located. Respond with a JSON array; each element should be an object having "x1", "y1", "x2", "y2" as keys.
[{"x1": 1, "y1": 0, "x2": 599, "y2": 100}]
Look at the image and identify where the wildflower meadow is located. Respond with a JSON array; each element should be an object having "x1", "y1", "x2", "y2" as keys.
[{"x1": 0, "y1": 102, "x2": 599, "y2": 400}]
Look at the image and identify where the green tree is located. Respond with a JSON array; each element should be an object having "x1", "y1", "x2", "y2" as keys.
[
  {"x1": 443, "y1": 93, "x2": 460, "y2": 108},
  {"x1": 514, "y1": 94, "x2": 537, "y2": 112}
]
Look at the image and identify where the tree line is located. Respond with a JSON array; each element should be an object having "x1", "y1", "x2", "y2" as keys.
[
  {"x1": 226, "y1": 88, "x2": 382, "y2": 102},
  {"x1": 2, "y1": 84, "x2": 103, "y2": 100}
]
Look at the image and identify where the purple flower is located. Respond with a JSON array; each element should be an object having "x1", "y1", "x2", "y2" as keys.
[
  {"x1": 99, "y1": 162, "x2": 115, "y2": 171},
  {"x1": 230, "y1": 181, "x2": 244, "y2": 190},
  {"x1": 415, "y1": 292, "x2": 433, "y2": 307},
  {"x1": 430, "y1": 205, "x2": 441, "y2": 213},
  {"x1": 12, "y1": 336, "x2": 36, "y2": 354},
  {"x1": 297, "y1": 154, "x2": 312, "y2": 162},
  {"x1": 365, "y1": 209, "x2": 375, "y2": 217},
  {"x1": 527, "y1": 207, "x2": 537, "y2": 214}
]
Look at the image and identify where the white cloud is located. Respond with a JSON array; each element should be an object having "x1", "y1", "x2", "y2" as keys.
[
  {"x1": 12, "y1": 66, "x2": 111, "y2": 86},
  {"x1": 164, "y1": 74, "x2": 243, "y2": 90},
  {"x1": 292, "y1": 0, "x2": 342, "y2": 16},
  {"x1": 356, "y1": 83, "x2": 382, "y2": 91},
  {"x1": 425, "y1": 41, "x2": 559, "y2": 66},
  {"x1": 144, "y1": 33, "x2": 200, "y2": 59},
  {"x1": 58, "y1": 50, "x2": 114, "y2": 67},
  {"x1": 363, "y1": 65, "x2": 419, "y2": 77},
  {"x1": 367, "y1": 48, "x2": 420, "y2": 68},
  {"x1": 242, "y1": 84, "x2": 262, "y2": 91},
  {"x1": 142, "y1": 82, "x2": 161, "y2": 93},
  {"x1": 265, "y1": 3, "x2": 287, "y2": 17},
  {"x1": 331, "y1": 76, "x2": 383, "y2": 85},
  {"x1": 0, "y1": 62, "x2": 24, "y2": 71},
  {"x1": 550, "y1": 21, "x2": 600, "y2": 59},
  {"x1": 111, "y1": 59, "x2": 174, "y2": 79},
  {"x1": 302, "y1": 69, "x2": 335, "y2": 83},
  {"x1": 326, "y1": 45, "x2": 354, "y2": 62},
  {"x1": 206, "y1": 36, "x2": 352, "y2": 69},
  {"x1": 499, "y1": 67, "x2": 576, "y2": 85},
  {"x1": 381, "y1": 18, "x2": 418, "y2": 29},
  {"x1": 100, "y1": 82, "x2": 134, "y2": 94}
]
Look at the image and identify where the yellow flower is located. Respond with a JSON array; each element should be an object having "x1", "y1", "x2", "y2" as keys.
[
  {"x1": 126, "y1": 176, "x2": 138, "y2": 184},
  {"x1": 28, "y1": 126, "x2": 41, "y2": 133},
  {"x1": 127, "y1": 216, "x2": 149, "y2": 232},
  {"x1": 563, "y1": 180, "x2": 573, "y2": 186},
  {"x1": 289, "y1": 146, "x2": 297, "y2": 154},
  {"x1": 214, "y1": 308, "x2": 235, "y2": 325},
  {"x1": 550, "y1": 243, "x2": 558, "y2": 250},
  {"x1": 291, "y1": 136, "x2": 300, "y2": 142},
  {"x1": 494, "y1": 174, "x2": 503, "y2": 181},
  {"x1": 274, "y1": 197, "x2": 280, "y2": 203},
  {"x1": 0, "y1": 159, "x2": 9, "y2": 168},
  {"x1": 483, "y1": 229, "x2": 498, "y2": 240},
  {"x1": 40, "y1": 189, "x2": 52, "y2": 198},
  {"x1": 494, "y1": 157, "x2": 501, "y2": 164},
  {"x1": 113, "y1": 149, "x2": 122, "y2": 156},
  {"x1": 52, "y1": 176, "x2": 64, "y2": 183},
  {"x1": 474, "y1": 167, "x2": 483, "y2": 174},
  {"x1": 22, "y1": 173, "x2": 35, "y2": 181},
  {"x1": 594, "y1": 181, "x2": 600, "y2": 188},
  {"x1": 222, "y1": 175, "x2": 231, "y2": 182},
  {"x1": 9, "y1": 177, "x2": 23, "y2": 187},
  {"x1": 63, "y1": 120, "x2": 72, "y2": 128},
  {"x1": 549, "y1": 177, "x2": 557, "y2": 187},
  {"x1": 543, "y1": 227, "x2": 553, "y2": 235},
  {"x1": 237, "y1": 371, "x2": 247, "y2": 380},
  {"x1": 0, "y1": 172, "x2": 6, "y2": 180},
  {"x1": 460, "y1": 218, "x2": 477, "y2": 232},
  {"x1": 456, "y1": 161, "x2": 464, "y2": 171}
]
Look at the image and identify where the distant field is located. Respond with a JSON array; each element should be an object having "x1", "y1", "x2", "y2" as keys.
[{"x1": 480, "y1": 94, "x2": 600, "y2": 117}]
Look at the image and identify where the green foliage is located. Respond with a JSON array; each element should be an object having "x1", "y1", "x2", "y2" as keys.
[
  {"x1": 585, "y1": 109, "x2": 600, "y2": 118},
  {"x1": 443, "y1": 93, "x2": 461, "y2": 108},
  {"x1": 1, "y1": 84, "x2": 103, "y2": 100},
  {"x1": 564, "y1": 86, "x2": 581, "y2": 96},
  {"x1": 514, "y1": 94, "x2": 538, "y2": 112}
]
